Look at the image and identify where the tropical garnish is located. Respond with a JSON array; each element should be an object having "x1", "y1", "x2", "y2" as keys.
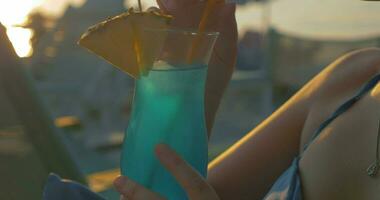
[{"x1": 78, "y1": 7, "x2": 172, "y2": 78}]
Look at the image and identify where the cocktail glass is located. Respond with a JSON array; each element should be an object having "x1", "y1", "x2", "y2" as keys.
[{"x1": 120, "y1": 29, "x2": 219, "y2": 200}]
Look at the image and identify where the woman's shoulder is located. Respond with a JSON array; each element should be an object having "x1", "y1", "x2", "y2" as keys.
[
  {"x1": 309, "y1": 47, "x2": 380, "y2": 101},
  {"x1": 299, "y1": 48, "x2": 380, "y2": 148},
  {"x1": 299, "y1": 49, "x2": 380, "y2": 199},
  {"x1": 325, "y1": 47, "x2": 380, "y2": 76}
]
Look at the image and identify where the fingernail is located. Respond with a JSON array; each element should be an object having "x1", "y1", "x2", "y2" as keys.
[
  {"x1": 223, "y1": 4, "x2": 236, "y2": 13},
  {"x1": 114, "y1": 176, "x2": 127, "y2": 187},
  {"x1": 155, "y1": 144, "x2": 168, "y2": 156},
  {"x1": 155, "y1": 144, "x2": 182, "y2": 166},
  {"x1": 159, "y1": 0, "x2": 176, "y2": 10},
  {"x1": 155, "y1": 144, "x2": 171, "y2": 159}
]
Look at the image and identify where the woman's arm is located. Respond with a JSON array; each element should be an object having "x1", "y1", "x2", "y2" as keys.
[
  {"x1": 208, "y1": 48, "x2": 380, "y2": 200},
  {"x1": 208, "y1": 75, "x2": 316, "y2": 200}
]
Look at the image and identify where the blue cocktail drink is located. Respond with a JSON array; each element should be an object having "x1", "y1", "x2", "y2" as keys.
[
  {"x1": 121, "y1": 63, "x2": 208, "y2": 199},
  {"x1": 121, "y1": 29, "x2": 218, "y2": 200}
]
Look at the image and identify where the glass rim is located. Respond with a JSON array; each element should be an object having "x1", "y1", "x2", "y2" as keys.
[
  {"x1": 143, "y1": 28, "x2": 220, "y2": 37},
  {"x1": 150, "y1": 61, "x2": 208, "y2": 71}
]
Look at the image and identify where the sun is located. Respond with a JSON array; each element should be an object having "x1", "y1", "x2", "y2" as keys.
[{"x1": 0, "y1": 0, "x2": 42, "y2": 57}]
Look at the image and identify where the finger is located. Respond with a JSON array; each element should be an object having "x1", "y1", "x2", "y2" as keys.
[
  {"x1": 156, "y1": 0, "x2": 171, "y2": 13},
  {"x1": 113, "y1": 176, "x2": 166, "y2": 200},
  {"x1": 155, "y1": 144, "x2": 219, "y2": 199},
  {"x1": 156, "y1": 0, "x2": 185, "y2": 13},
  {"x1": 157, "y1": 0, "x2": 199, "y2": 11}
]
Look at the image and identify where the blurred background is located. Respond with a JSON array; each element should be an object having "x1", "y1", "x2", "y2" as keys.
[{"x1": 0, "y1": 0, "x2": 380, "y2": 199}]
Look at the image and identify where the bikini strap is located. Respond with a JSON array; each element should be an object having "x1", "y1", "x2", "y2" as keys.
[{"x1": 302, "y1": 73, "x2": 380, "y2": 153}]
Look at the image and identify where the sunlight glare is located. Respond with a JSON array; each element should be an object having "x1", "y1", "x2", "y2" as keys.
[
  {"x1": 0, "y1": 0, "x2": 42, "y2": 57},
  {"x1": 6, "y1": 27, "x2": 33, "y2": 57},
  {"x1": 0, "y1": 0, "x2": 41, "y2": 26}
]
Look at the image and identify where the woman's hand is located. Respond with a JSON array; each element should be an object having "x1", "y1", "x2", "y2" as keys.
[
  {"x1": 113, "y1": 144, "x2": 220, "y2": 200},
  {"x1": 156, "y1": 0, "x2": 238, "y2": 134}
]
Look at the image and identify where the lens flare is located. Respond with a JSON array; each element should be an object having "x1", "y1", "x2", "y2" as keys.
[{"x1": 0, "y1": 0, "x2": 42, "y2": 57}]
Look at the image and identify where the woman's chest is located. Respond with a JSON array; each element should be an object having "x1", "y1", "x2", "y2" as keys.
[{"x1": 298, "y1": 94, "x2": 380, "y2": 199}]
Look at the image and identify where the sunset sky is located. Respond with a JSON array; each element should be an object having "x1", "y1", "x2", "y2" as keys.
[
  {"x1": 0, "y1": 0, "x2": 380, "y2": 57},
  {"x1": 0, "y1": 0, "x2": 84, "y2": 57}
]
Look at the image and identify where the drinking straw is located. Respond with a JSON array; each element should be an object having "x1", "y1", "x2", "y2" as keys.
[
  {"x1": 186, "y1": 0, "x2": 222, "y2": 63},
  {"x1": 134, "y1": 0, "x2": 144, "y2": 77}
]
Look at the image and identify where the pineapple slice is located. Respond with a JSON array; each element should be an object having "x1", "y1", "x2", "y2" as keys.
[{"x1": 78, "y1": 8, "x2": 172, "y2": 78}]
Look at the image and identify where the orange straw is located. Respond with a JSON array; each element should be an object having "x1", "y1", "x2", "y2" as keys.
[{"x1": 186, "y1": 0, "x2": 222, "y2": 63}]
